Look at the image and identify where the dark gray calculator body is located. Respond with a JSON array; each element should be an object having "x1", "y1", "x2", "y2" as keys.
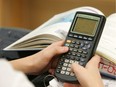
[{"x1": 55, "y1": 12, "x2": 106, "y2": 83}]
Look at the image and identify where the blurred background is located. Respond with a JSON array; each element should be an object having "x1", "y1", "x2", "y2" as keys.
[{"x1": 0, "y1": 0, "x2": 116, "y2": 30}]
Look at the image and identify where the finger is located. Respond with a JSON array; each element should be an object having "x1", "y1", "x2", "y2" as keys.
[
  {"x1": 42, "y1": 41, "x2": 69, "y2": 57},
  {"x1": 38, "y1": 41, "x2": 68, "y2": 63},
  {"x1": 86, "y1": 55, "x2": 104, "y2": 87},
  {"x1": 51, "y1": 40, "x2": 65, "y2": 46},
  {"x1": 71, "y1": 63, "x2": 101, "y2": 87},
  {"x1": 46, "y1": 46, "x2": 68, "y2": 57},
  {"x1": 71, "y1": 63, "x2": 90, "y2": 85},
  {"x1": 71, "y1": 63, "x2": 86, "y2": 78},
  {"x1": 49, "y1": 69, "x2": 55, "y2": 75},
  {"x1": 50, "y1": 56, "x2": 59, "y2": 69}
]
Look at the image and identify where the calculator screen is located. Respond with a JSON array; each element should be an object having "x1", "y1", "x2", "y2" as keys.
[{"x1": 72, "y1": 17, "x2": 99, "y2": 36}]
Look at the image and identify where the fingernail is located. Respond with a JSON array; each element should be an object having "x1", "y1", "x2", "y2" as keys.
[
  {"x1": 63, "y1": 47, "x2": 69, "y2": 51},
  {"x1": 71, "y1": 63, "x2": 78, "y2": 69}
]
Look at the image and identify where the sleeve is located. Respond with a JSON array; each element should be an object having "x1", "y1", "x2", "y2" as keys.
[{"x1": 0, "y1": 59, "x2": 35, "y2": 87}]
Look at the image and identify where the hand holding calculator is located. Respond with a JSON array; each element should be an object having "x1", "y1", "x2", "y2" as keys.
[{"x1": 55, "y1": 12, "x2": 106, "y2": 83}]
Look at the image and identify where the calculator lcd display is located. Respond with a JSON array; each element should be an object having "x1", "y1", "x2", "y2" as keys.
[{"x1": 73, "y1": 17, "x2": 99, "y2": 36}]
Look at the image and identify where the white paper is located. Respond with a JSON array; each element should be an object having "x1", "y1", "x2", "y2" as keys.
[{"x1": 97, "y1": 13, "x2": 116, "y2": 63}]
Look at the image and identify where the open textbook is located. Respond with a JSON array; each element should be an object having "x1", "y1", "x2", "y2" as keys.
[
  {"x1": 4, "y1": 6, "x2": 104, "y2": 50},
  {"x1": 96, "y1": 13, "x2": 116, "y2": 64},
  {"x1": 97, "y1": 13, "x2": 116, "y2": 79},
  {"x1": 4, "y1": 7, "x2": 116, "y2": 78}
]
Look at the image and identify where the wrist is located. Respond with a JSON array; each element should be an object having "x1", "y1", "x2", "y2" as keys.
[{"x1": 10, "y1": 57, "x2": 35, "y2": 74}]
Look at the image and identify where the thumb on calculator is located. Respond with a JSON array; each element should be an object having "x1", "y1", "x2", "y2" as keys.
[{"x1": 71, "y1": 55, "x2": 104, "y2": 87}]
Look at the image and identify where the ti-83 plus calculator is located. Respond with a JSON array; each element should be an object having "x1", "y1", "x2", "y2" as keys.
[{"x1": 55, "y1": 12, "x2": 106, "y2": 83}]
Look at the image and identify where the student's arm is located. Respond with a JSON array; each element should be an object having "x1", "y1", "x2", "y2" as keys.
[{"x1": 10, "y1": 41, "x2": 69, "y2": 74}]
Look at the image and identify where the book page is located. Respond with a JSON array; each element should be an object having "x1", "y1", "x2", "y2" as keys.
[
  {"x1": 97, "y1": 13, "x2": 116, "y2": 64},
  {"x1": 4, "y1": 6, "x2": 104, "y2": 50},
  {"x1": 10, "y1": 34, "x2": 62, "y2": 50},
  {"x1": 4, "y1": 22, "x2": 71, "y2": 50}
]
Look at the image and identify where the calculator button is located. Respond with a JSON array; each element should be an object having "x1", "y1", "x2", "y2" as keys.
[
  {"x1": 70, "y1": 60, "x2": 75, "y2": 63},
  {"x1": 66, "y1": 71, "x2": 70, "y2": 75},
  {"x1": 69, "y1": 34, "x2": 73, "y2": 37},
  {"x1": 77, "y1": 53, "x2": 81, "y2": 57},
  {"x1": 68, "y1": 64, "x2": 71, "y2": 67},
  {"x1": 65, "y1": 43, "x2": 70, "y2": 47},
  {"x1": 74, "y1": 35, "x2": 78, "y2": 38},
  {"x1": 80, "y1": 58, "x2": 86, "y2": 62},
  {"x1": 73, "y1": 48, "x2": 78, "y2": 52},
  {"x1": 70, "y1": 56, "x2": 75, "y2": 60},
  {"x1": 79, "y1": 62, "x2": 85, "y2": 66},
  {"x1": 88, "y1": 37, "x2": 93, "y2": 40},
  {"x1": 70, "y1": 44, "x2": 75, "y2": 47},
  {"x1": 66, "y1": 40, "x2": 71, "y2": 43},
  {"x1": 75, "y1": 45, "x2": 79, "y2": 48},
  {"x1": 58, "y1": 66, "x2": 62, "y2": 69},
  {"x1": 75, "y1": 57, "x2": 80, "y2": 61},
  {"x1": 56, "y1": 69, "x2": 60, "y2": 73},
  {"x1": 62, "y1": 67, "x2": 67, "y2": 70},
  {"x1": 86, "y1": 44, "x2": 91, "y2": 49},
  {"x1": 83, "y1": 51, "x2": 88, "y2": 54},
  {"x1": 72, "y1": 52, "x2": 76, "y2": 56},
  {"x1": 82, "y1": 47, "x2": 87, "y2": 50},
  {"x1": 68, "y1": 52, "x2": 71, "y2": 55},
  {"x1": 81, "y1": 54, "x2": 86, "y2": 58},
  {"x1": 75, "y1": 61, "x2": 79, "y2": 64},
  {"x1": 76, "y1": 41, "x2": 80, "y2": 45},
  {"x1": 78, "y1": 35, "x2": 83, "y2": 39},
  {"x1": 83, "y1": 37, "x2": 88, "y2": 40},
  {"x1": 72, "y1": 40, "x2": 76, "y2": 44},
  {"x1": 78, "y1": 49, "x2": 83, "y2": 53},
  {"x1": 60, "y1": 58, "x2": 64, "y2": 62},
  {"x1": 60, "y1": 71, "x2": 65, "y2": 74},
  {"x1": 59, "y1": 62, "x2": 63, "y2": 65},
  {"x1": 69, "y1": 48, "x2": 73, "y2": 51},
  {"x1": 84, "y1": 41, "x2": 89, "y2": 44},
  {"x1": 70, "y1": 72, "x2": 75, "y2": 76},
  {"x1": 80, "y1": 43, "x2": 84, "y2": 47},
  {"x1": 64, "y1": 59, "x2": 70, "y2": 63},
  {"x1": 62, "y1": 55, "x2": 65, "y2": 58},
  {"x1": 63, "y1": 63, "x2": 68, "y2": 67},
  {"x1": 67, "y1": 68, "x2": 71, "y2": 71}
]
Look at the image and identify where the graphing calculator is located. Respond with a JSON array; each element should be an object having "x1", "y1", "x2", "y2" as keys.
[{"x1": 55, "y1": 12, "x2": 106, "y2": 83}]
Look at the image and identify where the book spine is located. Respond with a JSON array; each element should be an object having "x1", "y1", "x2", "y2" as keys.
[{"x1": 98, "y1": 57, "x2": 116, "y2": 79}]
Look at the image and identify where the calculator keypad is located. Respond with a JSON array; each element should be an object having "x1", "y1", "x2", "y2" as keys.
[{"x1": 56, "y1": 39, "x2": 91, "y2": 76}]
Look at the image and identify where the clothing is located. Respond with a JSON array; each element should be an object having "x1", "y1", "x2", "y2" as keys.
[{"x1": 0, "y1": 59, "x2": 34, "y2": 87}]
